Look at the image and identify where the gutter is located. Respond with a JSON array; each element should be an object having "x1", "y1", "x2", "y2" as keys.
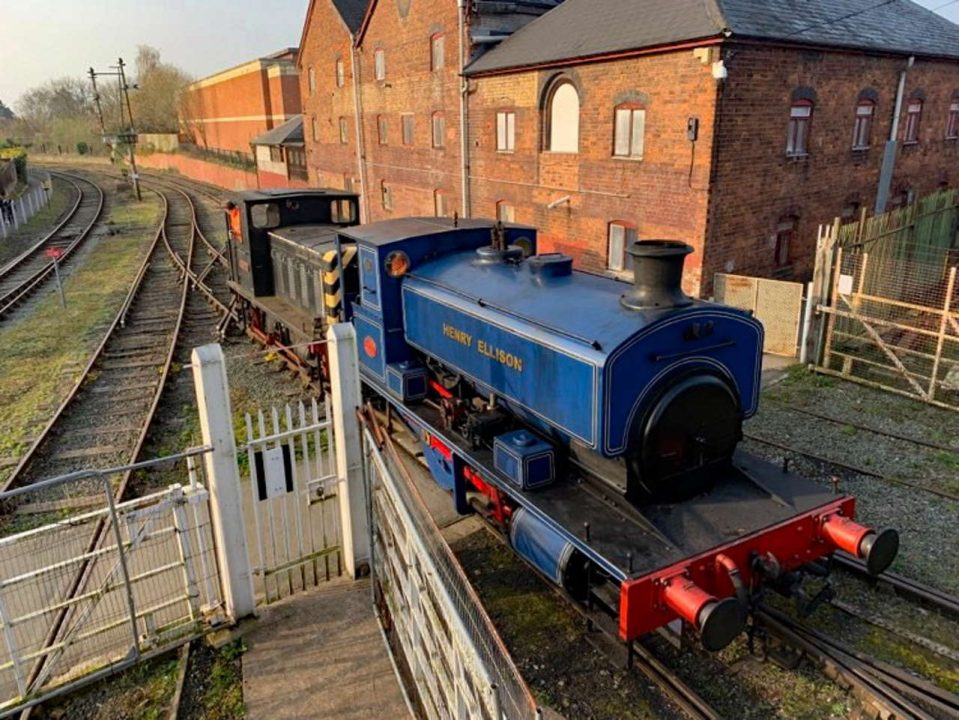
[
  {"x1": 350, "y1": 39, "x2": 372, "y2": 223},
  {"x1": 875, "y1": 55, "x2": 914, "y2": 214},
  {"x1": 459, "y1": 0, "x2": 472, "y2": 218}
]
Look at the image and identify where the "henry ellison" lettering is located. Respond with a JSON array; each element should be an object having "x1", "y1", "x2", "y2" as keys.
[{"x1": 442, "y1": 323, "x2": 523, "y2": 372}]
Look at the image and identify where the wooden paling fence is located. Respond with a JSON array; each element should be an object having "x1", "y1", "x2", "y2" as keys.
[{"x1": 812, "y1": 188, "x2": 959, "y2": 410}]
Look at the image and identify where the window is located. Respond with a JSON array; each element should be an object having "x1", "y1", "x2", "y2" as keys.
[
  {"x1": 381, "y1": 181, "x2": 392, "y2": 210},
  {"x1": 852, "y1": 100, "x2": 874, "y2": 150},
  {"x1": 402, "y1": 114, "x2": 414, "y2": 145},
  {"x1": 786, "y1": 101, "x2": 812, "y2": 156},
  {"x1": 496, "y1": 201, "x2": 515, "y2": 223},
  {"x1": 547, "y1": 81, "x2": 580, "y2": 153},
  {"x1": 269, "y1": 146, "x2": 283, "y2": 162},
  {"x1": 377, "y1": 115, "x2": 388, "y2": 145},
  {"x1": 432, "y1": 112, "x2": 445, "y2": 148},
  {"x1": 431, "y1": 34, "x2": 445, "y2": 71},
  {"x1": 607, "y1": 222, "x2": 636, "y2": 273},
  {"x1": 947, "y1": 98, "x2": 959, "y2": 140},
  {"x1": 904, "y1": 100, "x2": 922, "y2": 144},
  {"x1": 251, "y1": 203, "x2": 280, "y2": 229},
  {"x1": 374, "y1": 49, "x2": 386, "y2": 81},
  {"x1": 434, "y1": 190, "x2": 448, "y2": 217},
  {"x1": 311, "y1": 115, "x2": 319, "y2": 142},
  {"x1": 343, "y1": 174, "x2": 354, "y2": 192},
  {"x1": 496, "y1": 111, "x2": 515, "y2": 153},
  {"x1": 339, "y1": 117, "x2": 349, "y2": 144},
  {"x1": 613, "y1": 105, "x2": 646, "y2": 158},
  {"x1": 308, "y1": 66, "x2": 316, "y2": 95},
  {"x1": 335, "y1": 58, "x2": 345, "y2": 88},
  {"x1": 332, "y1": 198, "x2": 357, "y2": 224},
  {"x1": 774, "y1": 216, "x2": 797, "y2": 268}
]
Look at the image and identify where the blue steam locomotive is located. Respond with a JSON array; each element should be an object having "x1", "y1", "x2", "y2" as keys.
[{"x1": 226, "y1": 189, "x2": 898, "y2": 651}]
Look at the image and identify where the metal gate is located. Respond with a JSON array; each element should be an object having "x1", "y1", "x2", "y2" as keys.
[
  {"x1": 715, "y1": 273, "x2": 805, "y2": 356},
  {"x1": 0, "y1": 452, "x2": 222, "y2": 716},
  {"x1": 365, "y1": 429, "x2": 540, "y2": 720},
  {"x1": 239, "y1": 398, "x2": 342, "y2": 604}
]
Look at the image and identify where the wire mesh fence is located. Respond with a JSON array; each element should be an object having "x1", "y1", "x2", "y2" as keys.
[
  {"x1": 0, "y1": 449, "x2": 222, "y2": 715},
  {"x1": 818, "y1": 235, "x2": 959, "y2": 408},
  {"x1": 365, "y1": 428, "x2": 540, "y2": 720}
]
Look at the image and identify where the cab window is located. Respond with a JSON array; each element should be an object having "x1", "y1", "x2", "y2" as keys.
[
  {"x1": 331, "y1": 199, "x2": 357, "y2": 224},
  {"x1": 250, "y1": 203, "x2": 280, "y2": 229}
]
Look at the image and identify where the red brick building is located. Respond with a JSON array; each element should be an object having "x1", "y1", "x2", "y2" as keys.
[
  {"x1": 299, "y1": 0, "x2": 959, "y2": 295},
  {"x1": 180, "y1": 49, "x2": 302, "y2": 159}
]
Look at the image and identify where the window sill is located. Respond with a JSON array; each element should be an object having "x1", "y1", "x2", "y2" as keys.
[
  {"x1": 772, "y1": 265, "x2": 794, "y2": 278},
  {"x1": 541, "y1": 150, "x2": 579, "y2": 156},
  {"x1": 612, "y1": 155, "x2": 644, "y2": 162},
  {"x1": 946, "y1": 136, "x2": 958, "y2": 142},
  {"x1": 902, "y1": 140, "x2": 920, "y2": 147},
  {"x1": 851, "y1": 146, "x2": 870, "y2": 153},
  {"x1": 785, "y1": 153, "x2": 810, "y2": 162},
  {"x1": 496, "y1": 150, "x2": 516, "y2": 155}
]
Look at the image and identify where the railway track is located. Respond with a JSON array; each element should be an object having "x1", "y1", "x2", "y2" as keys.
[
  {"x1": 742, "y1": 432, "x2": 959, "y2": 502},
  {"x1": 1, "y1": 186, "x2": 193, "y2": 500},
  {"x1": 0, "y1": 172, "x2": 104, "y2": 321},
  {"x1": 757, "y1": 604, "x2": 959, "y2": 720}
]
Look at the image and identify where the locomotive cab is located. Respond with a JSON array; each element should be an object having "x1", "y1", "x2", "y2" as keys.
[{"x1": 224, "y1": 188, "x2": 361, "y2": 377}]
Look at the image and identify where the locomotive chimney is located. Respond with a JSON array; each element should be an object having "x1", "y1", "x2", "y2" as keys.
[{"x1": 621, "y1": 240, "x2": 694, "y2": 311}]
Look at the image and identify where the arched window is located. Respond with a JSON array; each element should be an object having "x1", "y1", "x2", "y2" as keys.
[
  {"x1": 786, "y1": 100, "x2": 813, "y2": 156},
  {"x1": 613, "y1": 104, "x2": 645, "y2": 159},
  {"x1": 852, "y1": 99, "x2": 874, "y2": 150},
  {"x1": 947, "y1": 93, "x2": 959, "y2": 140},
  {"x1": 904, "y1": 99, "x2": 923, "y2": 144},
  {"x1": 546, "y1": 81, "x2": 579, "y2": 153},
  {"x1": 308, "y1": 66, "x2": 316, "y2": 95},
  {"x1": 335, "y1": 58, "x2": 345, "y2": 88}
]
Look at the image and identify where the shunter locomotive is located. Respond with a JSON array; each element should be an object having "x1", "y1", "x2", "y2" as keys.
[{"x1": 226, "y1": 189, "x2": 900, "y2": 652}]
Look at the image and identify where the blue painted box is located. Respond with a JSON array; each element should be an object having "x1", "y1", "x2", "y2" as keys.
[
  {"x1": 386, "y1": 361, "x2": 428, "y2": 403},
  {"x1": 493, "y1": 430, "x2": 555, "y2": 490}
]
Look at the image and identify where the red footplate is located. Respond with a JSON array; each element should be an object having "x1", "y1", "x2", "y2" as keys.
[{"x1": 618, "y1": 496, "x2": 857, "y2": 641}]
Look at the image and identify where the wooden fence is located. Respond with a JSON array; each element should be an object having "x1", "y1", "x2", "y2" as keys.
[{"x1": 812, "y1": 188, "x2": 959, "y2": 409}]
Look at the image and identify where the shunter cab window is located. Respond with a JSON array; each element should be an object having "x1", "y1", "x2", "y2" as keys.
[
  {"x1": 250, "y1": 203, "x2": 280, "y2": 229},
  {"x1": 331, "y1": 199, "x2": 357, "y2": 224}
]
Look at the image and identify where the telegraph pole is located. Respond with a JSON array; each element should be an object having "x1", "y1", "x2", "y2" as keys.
[
  {"x1": 117, "y1": 58, "x2": 141, "y2": 201},
  {"x1": 88, "y1": 59, "x2": 141, "y2": 201}
]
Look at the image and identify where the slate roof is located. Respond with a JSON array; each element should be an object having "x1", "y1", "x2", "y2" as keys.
[
  {"x1": 465, "y1": 0, "x2": 959, "y2": 75},
  {"x1": 331, "y1": 0, "x2": 368, "y2": 33},
  {"x1": 251, "y1": 116, "x2": 304, "y2": 147}
]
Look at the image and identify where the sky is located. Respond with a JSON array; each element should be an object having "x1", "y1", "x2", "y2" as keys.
[{"x1": 1, "y1": 0, "x2": 959, "y2": 109}]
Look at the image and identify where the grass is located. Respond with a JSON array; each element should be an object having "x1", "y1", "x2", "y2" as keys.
[
  {"x1": 0, "y1": 192, "x2": 160, "y2": 484},
  {"x1": 197, "y1": 639, "x2": 247, "y2": 720},
  {"x1": 0, "y1": 178, "x2": 75, "y2": 266},
  {"x1": 44, "y1": 650, "x2": 181, "y2": 720}
]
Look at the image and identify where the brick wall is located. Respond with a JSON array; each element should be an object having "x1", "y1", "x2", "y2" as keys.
[
  {"x1": 138, "y1": 152, "x2": 258, "y2": 191},
  {"x1": 358, "y1": 0, "x2": 464, "y2": 222},
  {"x1": 299, "y1": 1, "x2": 363, "y2": 199},
  {"x1": 181, "y1": 60, "x2": 302, "y2": 157},
  {"x1": 469, "y1": 51, "x2": 719, "y2": 294},
  {"x1": 705, "y1": 44, "x2": 959, "y2": 290}
]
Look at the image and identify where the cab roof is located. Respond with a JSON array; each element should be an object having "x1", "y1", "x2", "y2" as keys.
[
  {"x1": 234, "y1": 188, "x2": 358, "y2": 203},
  {"x1": 339, "y1": 217, "x2": 534, "y2": 247}
]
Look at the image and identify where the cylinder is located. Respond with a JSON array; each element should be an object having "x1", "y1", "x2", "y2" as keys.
[{"x1": 620, "y1": 240, "x2": 694, "y2": 310}]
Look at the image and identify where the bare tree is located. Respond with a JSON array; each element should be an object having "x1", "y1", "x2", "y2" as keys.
[{"x1": 131, "y1": 45, "x2": 190, "y2": 133}]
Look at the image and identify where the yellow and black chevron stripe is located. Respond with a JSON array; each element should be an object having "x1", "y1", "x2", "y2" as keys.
[{"x1": 321, "y1": 245, "x2": 357, "y2": 321}]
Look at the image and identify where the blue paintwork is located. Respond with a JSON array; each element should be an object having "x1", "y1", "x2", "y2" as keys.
[
  {"x1": 493, "y1": 430, "x2": 556, "y2": 490},
  {"x1": 509, "y1": 507, "x2": 573, "y2": 585},
  {"x1": 343, "y1": 214, "x2": 762, "y2": 462}
]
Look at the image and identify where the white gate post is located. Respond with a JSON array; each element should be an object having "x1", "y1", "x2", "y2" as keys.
[
  {"x1": 191, "y1": 343, "x2": 257, "y2": 620},
  {"x1": 326, "y1": 323, "x2": 370, "y2": 578}
]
